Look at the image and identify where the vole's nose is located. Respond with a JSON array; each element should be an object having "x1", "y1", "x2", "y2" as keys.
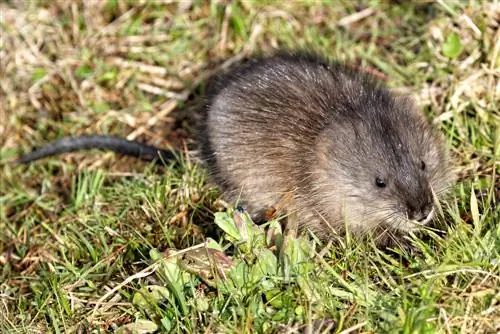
[
  {"x1": 413, "y1": 208, "x2": 431, "y2": 222},
  {"x1": 408, "y1": 200, "x2": 434, "y2": 224}
]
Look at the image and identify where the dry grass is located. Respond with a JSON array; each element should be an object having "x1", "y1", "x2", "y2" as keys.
[{"x1": 0, "y1": 1, "x2": 499, "y2": 333}]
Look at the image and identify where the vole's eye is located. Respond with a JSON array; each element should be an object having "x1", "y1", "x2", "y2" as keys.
[
  {"x1": 375, "y1": 177, "x2": 386, "y2": 188},
  {"x1": 421, "y1": 160, "x2": 426, "y2": 171}
]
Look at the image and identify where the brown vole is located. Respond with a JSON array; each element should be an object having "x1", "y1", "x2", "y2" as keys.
[{"x1": 17, "y1": 52, "x2": 453, "y2": 244}]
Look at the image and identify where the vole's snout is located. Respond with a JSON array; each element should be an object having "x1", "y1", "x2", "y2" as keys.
[{"x1": 408, "y1": 200, "x2": 434, "y2": 224}]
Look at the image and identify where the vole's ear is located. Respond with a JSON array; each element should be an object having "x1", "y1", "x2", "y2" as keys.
[
  {"x1": 392, "y1": 94, "x2": 430, "y2": 121},
  {"x1": 392, "y1": 94, "x2": 417, "y2": 109}
]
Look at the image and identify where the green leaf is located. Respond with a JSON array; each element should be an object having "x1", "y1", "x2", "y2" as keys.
[
  {"x1": 205, "y1": 238, "x2": 223, "y2": 251},
  {"x1": 132, "y1": 285, "x2": 170, "y2": 308},
  {"x1": 149, "y1": 248, "x2": 162, "y2": 261},
  {"x1": 470, "y1": 187, "x2": 481, "y2": 233},
  {"x1": 154, "y1": 254, "x2": 189, "y2": 315},
  {"x1": 92, "y1": 102, "x2": 110, "y2": 113},
  {"x1": 163, "y1": 261, "x2": 182, "y2": 286},
  {"x1": 442, "y1": 33, "x2": 463, "y2": 59},
  {"x1": 115, "y1": 319, "x2": 158, "y2": 334},
  {"x1": 32, "y1": 67, "x2": 47, "y2": 83},
  {"x1": 254, "y1": 248, "x2": 278, "y2": 277},
  {"x1": 160, "y1": 317, "x2": 172, "y2": 332},
  {"x1": 214, "y1": 211, "x2": 241, "y2": 240},
  {"x1": 99, "y1": 69, "x2": 117, "y2": 83},
  {"x1": 229, "y1": 2, "x2": 247, "y2": 38},
  {"x1": 75, "y1": 64, "x2": 93, "y2": 79},
  {"x1": 229, "y1": 261, "x2": 248, "y2": 290}
]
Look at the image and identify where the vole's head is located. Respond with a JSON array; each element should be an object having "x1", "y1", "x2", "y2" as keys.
[{"x1": 313, "y1": 94, "x2": 453, "y2": 238}]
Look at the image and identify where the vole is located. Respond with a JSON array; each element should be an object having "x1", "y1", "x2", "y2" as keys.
[{"x1": 17, "y1": 52, "x2": 454, "y2": 245}]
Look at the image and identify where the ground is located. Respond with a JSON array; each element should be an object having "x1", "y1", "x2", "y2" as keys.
[{"x1": 0, "y1": 1, "x2": 499, "y2": 333}]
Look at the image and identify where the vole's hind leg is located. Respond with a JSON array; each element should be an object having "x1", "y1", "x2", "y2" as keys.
[
  {"x1": 265, "y1": 191, "x2": 299, "y2": 238},
  {"x1": 284, "y1": 211, "x2": 299, "y2": 238}
]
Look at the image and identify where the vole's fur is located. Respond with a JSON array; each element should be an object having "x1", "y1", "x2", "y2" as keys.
[
  {"x1": 200, "y1": 53, "x2": 453, "y2": 242},
  {"x1": 18, "y1": 52, "x2": 454, "y2": 244}
]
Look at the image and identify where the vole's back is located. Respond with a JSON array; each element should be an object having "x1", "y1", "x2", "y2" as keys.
[
  {"x1": 202, "y1": 55, "x2": 329, "y2": 214},
  {"x1": 201, "y1": 54, "x2": 366, "y2": 218}
]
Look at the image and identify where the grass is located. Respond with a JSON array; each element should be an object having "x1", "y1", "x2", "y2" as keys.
[{"x1": 0, "y1": 0, "x2": 499, "y2": 333}]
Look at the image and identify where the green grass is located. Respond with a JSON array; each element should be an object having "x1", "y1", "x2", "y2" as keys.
[{"x1": 1, "y1": 1, "x2": 499, "y2": 333}]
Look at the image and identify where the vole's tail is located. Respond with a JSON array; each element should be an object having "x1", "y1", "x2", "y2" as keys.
[{"x1": 16, "y1": 135, "x2": 176, "y2": 164}]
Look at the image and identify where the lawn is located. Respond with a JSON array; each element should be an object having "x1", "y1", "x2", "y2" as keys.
[{"x1": 0, "y1": 1, "x2": 499, "y2": 333}]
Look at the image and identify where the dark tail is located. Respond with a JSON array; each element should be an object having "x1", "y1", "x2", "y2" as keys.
[{"x1": 16, "y1": 135, "x2": 176, "y2": 164}]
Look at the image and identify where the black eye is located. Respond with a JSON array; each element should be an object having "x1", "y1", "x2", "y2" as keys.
[
  {"x1": 375, "y1": 177, "x2": 386, "y2": 188},
  {"x1": 421, "y1": 161, "x2": 426, "y2": 170}
]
